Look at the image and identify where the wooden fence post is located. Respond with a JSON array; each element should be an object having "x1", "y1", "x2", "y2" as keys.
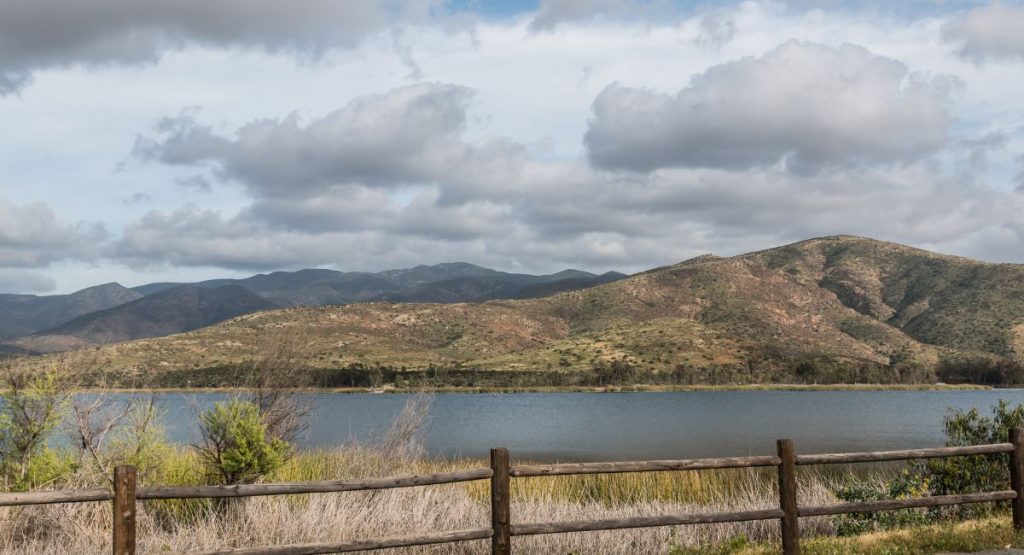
[
  {"x1": 777, "y1": 439, "x2": 800, "y2": 555},
  {"x1": 1010, "y1": 429, "x2": 1024, "y2": 531},
  {"x1": 113, "y1": 465, "x2": 137, "y2": 555},
  {"x1": 490, "y1": 448, "x2": 511, "y2": 555}
]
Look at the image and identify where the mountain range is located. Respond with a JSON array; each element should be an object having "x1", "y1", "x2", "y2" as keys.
[
  {"x1": 0, "y1": 264, "x2": 626, "y2": 353},
  {"x1": 25, "y1": 235, "x2": 1022, "y2": 383}
]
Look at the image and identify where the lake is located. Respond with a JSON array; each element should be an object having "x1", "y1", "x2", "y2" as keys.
[{"x1": 87, "y1": 390, "x2": 1024, "y2": 462}]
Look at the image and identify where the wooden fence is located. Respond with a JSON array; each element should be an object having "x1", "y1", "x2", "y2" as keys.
[{"x1": 3, "y1": 430, "x2": 1024, "y2": 555}]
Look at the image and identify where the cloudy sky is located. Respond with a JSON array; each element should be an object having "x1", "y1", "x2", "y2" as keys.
[{"x1": 2, "y1": 0, "x2": 1024, "y2": 294}]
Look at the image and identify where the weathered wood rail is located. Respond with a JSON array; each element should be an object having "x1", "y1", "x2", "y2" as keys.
[{"x1": 3, "y1": 430, "x2": 1024, "y2": 555}]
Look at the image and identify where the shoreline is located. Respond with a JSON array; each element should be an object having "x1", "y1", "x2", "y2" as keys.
[{"x1": 74, "y1": 383, "x2": 995, "y2": 394}]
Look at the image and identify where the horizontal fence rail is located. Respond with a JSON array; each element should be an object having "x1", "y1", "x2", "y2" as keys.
[
  {"x1": 510, "y1": 508, "x2": 786, "y2": 536},
  {"x1": 0, "y1": 488, "x2": 114, "y2": 507},
  {"x1": 799, "y1": 490, "x2": 1018, "y2": 517},
  {"x1": 795, "y1": 443, "x2": 1015, "y2": 465},
  {"x1": 137, "y1": 468, "x2": 493, "y2": 500},
  {"x1": 510, "y1": 455, "x2": 782, "y2": 477},
  {"x1": 3, "y1": 430, "x2": 1024, "y2": 555},
  {"x1": 180, "y1": 527, "x2": 495, "y2": 555}
]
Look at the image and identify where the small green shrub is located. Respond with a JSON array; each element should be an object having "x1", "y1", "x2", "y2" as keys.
[
  {"x1": 196, "y1": 399, "x2": 291, "y2": 484},
  {"x1": 20, "y1": 448, "x2": 76, "y2": 490},
  {"x1": 105, "y1": 399, "x2": 175, "y2": 481},
  {"x1": 832, "y1": 470, "x2": 935, "y2": 535},
  {"x1": 924, "y1": 399, "x2": 1024, "y2": 517},
  {"x1": 0, "y1": 369, "x2": 70, "y2": 490}
]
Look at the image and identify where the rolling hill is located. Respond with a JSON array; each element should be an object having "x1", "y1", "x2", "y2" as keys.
[
  {"x1": 128, "y1": 264, "x2": 622, "y2": 307},
  {"x1": 0, "y1": 283, "x2": 143, "y2": 340},
  {"x1": 12, "y1": 285, "x2": 275, "y2": 353},
  {"x1": 58, "y1": 236, "x2": 1024, "y2": 382},
  {"x1": 0, "y1": 264, "x2": 626, "y2": 350}
]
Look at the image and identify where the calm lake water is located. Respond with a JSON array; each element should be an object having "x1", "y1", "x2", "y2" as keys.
[{"x1": 87, "y1": 390, "x2": 1024, "y2": 462}]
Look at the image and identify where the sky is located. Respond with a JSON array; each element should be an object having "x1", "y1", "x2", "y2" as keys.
[{"x1": 2, "y1": 0, "x2": 1024, "y2": 294}]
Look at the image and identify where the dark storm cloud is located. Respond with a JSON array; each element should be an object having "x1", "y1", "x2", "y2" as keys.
[
  {"x1": 943, "y1": 2, "x2": 1024, "y2": 63},
  {"x1": 0, "y1": 0, "x2": 457, "y2": 94},
  {"x1": 585, "y1": 41, "x2": 959, "y2": 175},
  {"x1": 133, "y1": 83, "x2": 525, "y2": 198}
]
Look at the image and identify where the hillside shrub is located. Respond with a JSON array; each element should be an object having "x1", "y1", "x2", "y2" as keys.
[
  {"x1": 936, "y1": 357, "x2": 1024, "y2": 386},
  {"x1": 589, "y1": 360, "x2": 637, "y2": 385}
]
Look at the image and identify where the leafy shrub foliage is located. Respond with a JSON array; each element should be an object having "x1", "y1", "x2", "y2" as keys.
[
  {"x1": 832, "y1": 471, "x2": 934, "y2": 535},
  {"x1": 829, "y1": 400, "x2": 1024, "y2": 532},
  {"x1": 924, "y1": 400, "x2": 1024, "y2": 518},
  {"x1": 0, "y1": 369, "x2": 70, "y2": 490},
  {"x1": 196, "y1": 399, "x2": 291, "y2": 484}
]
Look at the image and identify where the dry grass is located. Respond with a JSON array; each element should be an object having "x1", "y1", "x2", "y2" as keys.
[
  {"x1": 0, "y1": 443, "x2": 845, "y2": 555},
  {"x1": 0, "y1": 464, "x2": 841, "y2": 554}
]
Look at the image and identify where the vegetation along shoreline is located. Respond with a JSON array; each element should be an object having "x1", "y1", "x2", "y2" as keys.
[{"x1": 74, "y1": 383, "x2": 993, "y2": 394}]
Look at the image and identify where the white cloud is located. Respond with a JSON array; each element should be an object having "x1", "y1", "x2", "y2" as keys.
[
  {"x1": 585, "y1": 41, "x2": 960, "y2": 175},
  {"x1": 4, "y1": 1, "x2": 1024, "y2": 293},
  {"x1": 943, "y1": 2, "x2": 1024, "y2": 63},
  {"x1": 133, "y1": 83, "x2": 525, "y2": 197},
  {"x1": 0, "y1": 200, "x2": 106, "y2": 267}
]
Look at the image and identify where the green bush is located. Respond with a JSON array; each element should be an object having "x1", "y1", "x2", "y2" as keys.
[
  {"x1": 832, "y1": 470, "x2": 935, "y2": 535},
  {"x1": 104, "y1": 398, "x2": 174, "y2": 481},
  {"x1": 20, "y1": 448, "x2": 76, "y2": 490},
  {"x1": 196, "y1": 399, "x2": 291, "y2": 484},
  {"x1": 924, "y1": 400, "x2": 1024, "y2": 517},
  {"x1": 828, "y1": 400, "x2": 1024, "y2": 532},
  {"x1": 0, "y1": 370, "x2": 70, "y2": 490}
]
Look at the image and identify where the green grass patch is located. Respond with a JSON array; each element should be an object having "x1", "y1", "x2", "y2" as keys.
[{"x1": 673, "y1": 516, "x2": 1024, "y2": 554}]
